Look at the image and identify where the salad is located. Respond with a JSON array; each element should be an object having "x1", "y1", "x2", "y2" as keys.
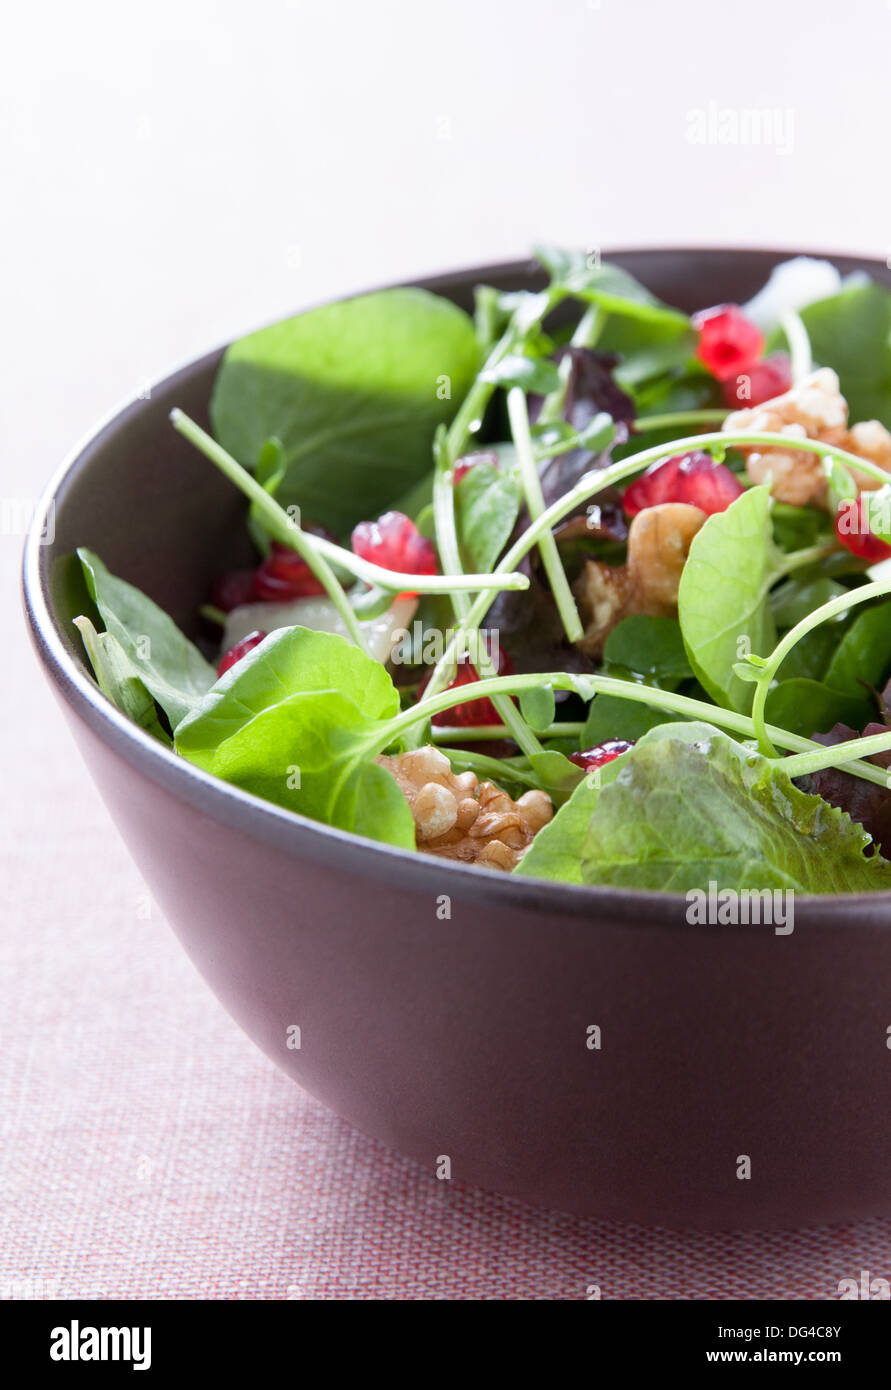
[{"x1": 72, "y1": 248, "x2": 891, "y2": 894}]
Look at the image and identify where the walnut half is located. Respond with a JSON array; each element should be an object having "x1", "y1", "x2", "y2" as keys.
[
  {"x1": 723, "y1": 367, "x2": 891, "y2": 506},
  {"x1": 573, "y1": 502, "x2": 706, "y2": 657},
  {"x1": 377, "y1": 746, "x2": 553, "y2": 870}
]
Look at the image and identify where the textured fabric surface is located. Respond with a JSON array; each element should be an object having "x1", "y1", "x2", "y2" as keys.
[
  {"x1": 4, "y1": 541, "x2": 891, "y2": 1301},
  {"x1": 4, "y1": 0, "x2": 891, "y2": 1306}
]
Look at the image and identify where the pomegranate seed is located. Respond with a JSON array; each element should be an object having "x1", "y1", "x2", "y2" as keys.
[
  {"x1": 693, "y1": 304, "x2": 764, "y2": 382},
  {"x1": 721, "y1": 351, "x2": 792, "y2": 408},
  {"x1": 418, "y1": 644, "x2": 514, "y2": 727},
  {"x1": 834, "y1": 496, "x2": 891, "y2": 562},
  {"x1": 217, "y1": 630, "x2": 267, "y2": 677},
  {"x1": 210, "y1": 568, "x2": 256, "y2": 613},
  {"x1": 622, "y1": 451, "x2": 743, "y2": 517},
  {"x1": 569, "y1": 739, "x2": 634, "y2": 772},
  {"x1": 453, "y1": 451, "x2": 500, "y2": 486},
  {"x1": 253, "y1": 541, "x2": 326, "y2": 602},
  {"x1": 351, "y1": 511, "x2": 437, "y2": 597}
]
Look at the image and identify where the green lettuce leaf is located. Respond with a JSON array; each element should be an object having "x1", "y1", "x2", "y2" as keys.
[
  {"x1": 73, "y1": 615, "x2": 171, "y2": 745},
  {"x1": 174, "y1": 626, "x2": 399, "y2": 767},
  {"x1": 454, "y1": 461, "x2": 520, "y2": 573},
  {"x1": 678, "y1": 486, "x2": 780, "y2": 712},
  {"x1": 210, "y1": 288, "x2": 481, "y2": 534},
  {"x1": 514, "y1": 752, "x2": 629, "y2": 883},
  {"x1": 78, "y1": 549, "x2": 216, "y2": 728},
  {"x1": 174, "y1": 626, "x2": 414, "y2": 846},
  {"x1": 207, "y1": 690, "x2": 415, "y2": 848},
  {"x1": 580, "y1": 723, "x2": 891, "y2": 894}
]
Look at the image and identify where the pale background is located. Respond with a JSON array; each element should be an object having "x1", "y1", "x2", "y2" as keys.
[{"x1": 3, "y1": 0, "x2": 891, "y2": 1300}]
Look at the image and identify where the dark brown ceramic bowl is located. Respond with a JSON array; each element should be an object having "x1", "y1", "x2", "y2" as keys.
[{"x1": 23, "y1": 250, "x2": 891, "y2": 1228}]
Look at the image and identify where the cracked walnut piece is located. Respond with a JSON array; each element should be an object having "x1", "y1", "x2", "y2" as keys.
[
  {"x1": 723, "y1": 367, "x2": 891, "y2": 506},
  {"x1": 377, "y1": 746, "x2": 553, "y2": 870},
  {"x1": 573, "y1": 502, "x2": 707, "y2": 657}
]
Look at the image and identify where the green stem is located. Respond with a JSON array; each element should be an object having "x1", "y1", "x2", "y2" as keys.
[
  {"x1": 431, "y1": 721, "x2": 586, "y2": 743},
  {"x1": 632, "y1": 409, "x2": 729, "y2": 431},
  {"x1": 432, "y1": 426, "x2": 541, "y2": 757},
  {"x1": 818, "y1": 451, "x2": 891, "y2": 492},
  {"x1": 376, "y1": 669, "x2": 891, "y2": 787},
  {"x1": 375, "y1": 672, "x2": 600, "y2": 757},
  {"x1": 573, "y1": 302, "x2": 606, "y2": 347},
  {"x1": 310, "y1": 534, "x2": 528, "y2": 594},
  {"x1": 444, "y1": 341, "x2": 508, "y2": 458},
  {"x1": 536, "y1": 303, "x2": 606, "y2": 425},
  {"x1": 171, "y1": 409, "x2": 370, "y2": 654},
  {"x1": 781, "y1": 309, "x2": 812, "y2": 383},
  {"x1": 444, "y1": 289, "x2": 558, "y2": 462},
  {"x1": 171, "y1": 410, "x2": 528, "y2": 597},
  {"x1": 433, "y1": 289, "x2": 564, "y2": 758},
  {"x1": 782, "y1": 730, "x2": 891, "y2": 780},
  {"x1": 532, "y1": 428, "x2": 607, "y2": 464},
  {"x1": 507, "y1": 387, "x2": 583, "y2": 643},
  {"x1": 421, "y1": 428, "x2": 866, "y2": 704},
  {"x1": 775, "y1": 542, "x2": 837, "y2": 575},
  {"x1": 444, "y1": 307, "x2": 540, "y2": 462},
  {"x1": 473, "y1": 285, "x2": 499, "y2": 357},
  {"x1": 432, "y1": 431, "x2": 467, "y2": 608},
  {"x1": 435, "y1": 747, "x2": 539, "y2": 787},
  {"x1": 751, "y1": 577, "x2": 891, "y2": 756}
]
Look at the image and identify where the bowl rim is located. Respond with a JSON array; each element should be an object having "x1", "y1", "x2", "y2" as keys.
[{"x1": 22, "y1": 246, "x2": 891, "y2": 922}]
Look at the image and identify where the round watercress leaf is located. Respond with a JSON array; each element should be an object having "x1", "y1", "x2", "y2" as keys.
[
  {"x1": 582, "y1": 691, "x2": 672, "y2": 746},
  {"x1": 534, "y1": 246, "x2": 689, "y2": 327},
  {"x1": 678, "y1": 486, "x2": 780, "y2": 713},
  {"x1": 78, "y1": 549, "x2": 216, "y2": 729},
  {"x1": 596, "y1": 314, "x2": 697, "y2": 386},
  {"x1": 822, "y1": 457, "x2": 858, "y2": 514},
  {"x1": 350, "y1": 584, "x2": 393, "y2": 619},
  {"x1": 823, "y1": 600, "x2": 891, "y2": 699},
  {"x1": 770, "y1": 502, "x2": 828, "y2": 554},
  {"x1": 623, "y1": 372, "x2": 718, "y2": 426},
  {"x1": 580, "y1": 722, "x2": 891, "y2": 894},
  {"x1": 770, "y1": 576, "x2": 848, "y2": 628},
  {"x1": 481, "y1": 353, "x2": 561, "y2": 395},
  {"x1": 764, "y1": 678, "x2": 872, "y2": 739},
  {"x1": 454, "y1": 462, "x2": 520, "y2": 574},
  {"x1": 246, "y1": 436, "x2": 286, "y2": 552},
  {"x1": 413, "y1": 504, "x2": 437, "y2": 540},
  {"x1": 531, "y1": 419, "x2": 575, "y2": 448},
  {"x1": 773, "y1": 625, "x2": 840, "y2": 683},
  {"x1": 175, "y1": 626, "x2": 400, "y2": 769},
  {"x1": 210, "y1": 288, "x2": 480, "y2": 534},
  {"x1": 519, "y1": 684, "x2": 556, "y2": 734},
  {"x1": 777, "y1": 281, "x2": 891, "y2": 428},
  {"x1": 861, "y1": 487, "x2": 891, "y2": 545},
  {"x1": 541, "y1": 736, "x2": 582, "y2": 757},
  {"x1": 208, "y1": 690, "x2": 415, "y2": 848},
  {"x1": 603, "y1": 615, "x2": 692, "y2": 682},
  {"x1": 526, "y1": 749, "x2": 584, "y2": 808}
]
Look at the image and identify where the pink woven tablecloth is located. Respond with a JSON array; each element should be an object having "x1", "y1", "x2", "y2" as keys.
[{"x1": 4, "y1": 547, "x2": 890, "y2": 1301}]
